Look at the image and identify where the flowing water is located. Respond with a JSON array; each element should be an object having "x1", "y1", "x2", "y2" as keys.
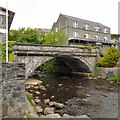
[{"x1": 31, "y1": 73, "x2": 119, "y2": 118}]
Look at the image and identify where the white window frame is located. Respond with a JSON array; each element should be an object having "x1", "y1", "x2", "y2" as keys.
[
  {"x1": 104, "y1": 36, "x2": 108, "y2": 41},
  {"x1": 84, "y1": 24, "x2": 89, "y2": 30},
  {"x1": 84, "y1": 33, "x2": 89, "y2": 39},
  {"x1": 104, "y1": 28, "x2": 108, "y2": 33},
  {"x1": 73, "y1": 21, "x2": 78, "y2": 28},
  {"x1": 73, "y1": 31, "x2": 79, "y2": 38},
  {"x1": 95, "y1": 35, "x2": 99, "y2": 40},
  {"x1": 95, "y1": 26, "x2": 100, "y2": 31}
]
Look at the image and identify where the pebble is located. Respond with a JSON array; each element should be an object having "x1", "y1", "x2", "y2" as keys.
[{"x1": 44, "y1": 107, "x2": 54, "y2": 115}]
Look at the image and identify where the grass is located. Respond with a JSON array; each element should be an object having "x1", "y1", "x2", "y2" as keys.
[
  {"x1": 26, "y1": 94, "x2": 36, "y2": 109},
  {"x1": 107, "y1": 75, "x2": 120, "y2": 84},
  {"x1": 26, "y1": 113, "x2": 32, "y2": 119}
]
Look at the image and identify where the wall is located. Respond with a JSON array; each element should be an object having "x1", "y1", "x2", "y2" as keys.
[
  {"x1": 98, "y1": 67, "x2": 119, "y2": 79},
  {"x1": 2, "y1": 63, "x2": 26, "y2": 118}
]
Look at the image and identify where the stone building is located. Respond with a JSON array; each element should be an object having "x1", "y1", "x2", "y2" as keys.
[
  {"x1": 0, "y1": 6, "x2": 15, "y2": 42},
  {"x1": 51, "y1": 14, "x2": 115, "y2": 52}
]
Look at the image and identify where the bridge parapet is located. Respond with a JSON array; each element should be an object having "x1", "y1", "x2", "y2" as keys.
[{"x1": 14, "y1": 44, "x2": 98, "y2": 57}]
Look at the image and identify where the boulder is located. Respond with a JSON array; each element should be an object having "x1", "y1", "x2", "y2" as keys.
[
  {"x1": 49, "y1": 102, "x2": 64, "y2": 109},
  {"x1": 34, "y1": 86, "x2": 39, "y2": 90},
  {"x1": 44, "y1": 98, "x2": 50, "y2": 104},
  {"x1": 39, "y1": 85, "x2": 46, "y2": 91},
  {"x1": 35, "y1": 106, "x2": 43, "y2": 113},
  {"x1": 25, "y1": 79, "x2": 43, "y2": 86},
  {"x1": 34, "y1": 98, "x2": 41, "y2": 104},
  {"x1": 35, "y1": 91, "x2": 41, "y2": 95},
  {"x1": 45, "y1": 113, "x2": 61, "y2": 118},
  {"x1": 44, "y1": 107, "x2": 54, "y2": 115}
]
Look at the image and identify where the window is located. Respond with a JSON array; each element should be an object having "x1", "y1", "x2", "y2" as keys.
[
  {"x1": 0, "y1": 16, "x2": 2, "y2": 25},
  {"x1": 73, "y1": 31, "x2": 79, "y2": 38},
  {"x1": 104, "y1": 28, "x2": 108, "y2": 33},
  {"x1": 95, "y1": 35, "x2": 99, "y2": 40},
  {"x1": 73, "y1": 21, "x2": 78, "y2": 28},
  {"x1": 84, "y1": 24, "x2": 89, "y2": 30},
  {"x1": 104, "y1": 36, "x2": 108, "y2": 41},
  {"x1": 84, "y1": 33, "x2": 89, "y2": 39},
  {"x1": 95, "y1": 26, "x2": 100, "y2": 31}
]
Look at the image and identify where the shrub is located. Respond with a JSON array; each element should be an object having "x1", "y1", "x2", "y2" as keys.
[{"x1": 96, "y1": 46, "x2": 120, "y2": 67}]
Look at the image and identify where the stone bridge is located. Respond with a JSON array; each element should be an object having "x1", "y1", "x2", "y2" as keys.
[{"x1": 14, "y1": 44, "x2": 98, "y2": 78}]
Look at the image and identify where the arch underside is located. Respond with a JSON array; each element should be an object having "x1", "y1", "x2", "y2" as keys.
[{"x1": 27, "y1": 55, "x2": 92, "y2": 77}]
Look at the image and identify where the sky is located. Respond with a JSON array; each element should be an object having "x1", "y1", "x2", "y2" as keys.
[{"x1": 0, "y1": 0, "x2": 119, "y2": 34}]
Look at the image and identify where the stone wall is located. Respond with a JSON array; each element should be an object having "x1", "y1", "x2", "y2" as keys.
[
  {"x1": 2, "y1": 63, "x2": 26, "y2": 118},
  {"x1": 98, "y1": 67, "x2": 120, "y2": 78}
]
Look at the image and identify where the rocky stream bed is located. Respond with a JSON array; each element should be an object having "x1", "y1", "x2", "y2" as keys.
[{"x1": 25, "y1": 74, "x2": 119, "y2": 119}]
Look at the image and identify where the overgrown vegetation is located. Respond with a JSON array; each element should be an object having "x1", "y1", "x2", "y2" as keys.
[
  {"x1": 0, "y1": 41, "x2": 16, "y2": 62},
  {"x1": 43, "y1": 30, "x2": 68, "y2": 45},
  {"x1": 26, "y1": 94, "x2": 36, "y2": 109},
  {"x1": 107, "y1": 75, "x2": 120, "y2": 84},
  {"x1": 111, "y1": 34, "x2": 120, "y2": 40},
  {"x1": 9, "y1": 28, "x2": 44, "y2": 44},
  {"x1": 96, "y1": 46, "x2": 120, "y2": 67}
]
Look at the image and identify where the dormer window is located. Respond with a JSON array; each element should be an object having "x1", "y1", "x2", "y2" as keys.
[
  {"x1": 95, "y1": 26, "x2": 100, "y2": 31},
  {"x1": 84, "y1": 24, "x2": 89, "y2": 30},
  {"x1": 73, "y1": 21, "x2": 78, "y2": 28},
  {"x1": 104, "y1": 28, "x2": 108, "y2": 33}
]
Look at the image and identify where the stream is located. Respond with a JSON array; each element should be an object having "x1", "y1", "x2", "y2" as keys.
[{"x1": 30, "y1": 73, "x2": 119, "y2": 118}]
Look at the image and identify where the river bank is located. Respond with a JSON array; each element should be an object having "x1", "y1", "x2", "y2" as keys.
[{"x1": 25, "y1": 74, "x2": 118, "y2": 118}]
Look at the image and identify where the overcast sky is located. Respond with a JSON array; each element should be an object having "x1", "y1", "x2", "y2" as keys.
[{"x1": 0, "y1": 0, "x2": 119, "y2": 34}]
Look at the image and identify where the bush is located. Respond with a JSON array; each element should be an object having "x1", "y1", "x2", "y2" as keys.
[{"x1": 96, "y1": 46, "x2": 120, "y2": 67}]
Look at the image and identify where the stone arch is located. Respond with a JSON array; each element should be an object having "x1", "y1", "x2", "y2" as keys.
[{"x1": 16, "y1": 55, "x2": 94, "y2": 78}]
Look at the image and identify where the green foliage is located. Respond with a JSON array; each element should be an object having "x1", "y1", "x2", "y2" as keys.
[
  {"x1": 26, "y1": 94, "x2": 36, "y2": 109},
  {"x1": 43, "y1": 30, "x2": 68, "y2": 45},
  {"x1": 0, "y1": 41, "x2": 16, "y2": 62},
  {"x1": 111, "y1": 34, "x2": 120, "y2": 40},
  {"x1": 107, "y1": 75, "x2": 120, "y2": 84},
  {"x1": 9, "y1": 28, "x2": 44, "y2": 44},
  {"x1": 96, "y1": 46, "x2": 120, "y2": 67}
]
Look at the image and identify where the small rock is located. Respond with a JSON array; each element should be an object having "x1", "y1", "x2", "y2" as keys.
[
  {"x1": 45, "y1": 113, "x2": 61, "y2": 118},
  {"x1": 76, "y1": 115, "x2": 90, "y2": 118},
  {"x1": 46, "y1": 84, "x2": 49, "y2": 87},
  {"x1": 39, "y1": 85, "x2": 46, "y2": 91},
  {"x1": 35, "y1": 91, "x2": 41, "y2": 95},
  {"x1": 35, "y1": 106, "x2": 43, "y2": 113},
  {"x1": 110, "y1": 81, "x2": 114, "y2": 84},
  {"x1": 44, "y1": 99, "x2": 50, "y2": 104},
  {"x1": 50, "y1": 95, "x2": 55, "y2": 99},
  {"x1": 34, "y1": 98, "x2": 41, "y2": 104},
  {"x1": 29, "y1": 90, "x2": 34, "y2": 93},
  {"x1": 44, "y1": 107, "x2": 54, "y2": 115},
  {"x1": 63, "y1": 113, "x2": 71, "y2": 118},
  {"x1": 86, "y1": 94, "x2": 91, "y2": 97},
  {"x1": 34, "y1": 86, "x2": 39, "y2": 90},
  {"x1": 58, "y1": 84, "x2": 63, "y2": 87}
]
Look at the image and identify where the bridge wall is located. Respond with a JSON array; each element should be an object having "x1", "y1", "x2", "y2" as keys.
[
  {"x1": 2, "y1": 63, "x2": 25, "y2": 118},
  {"x1": 14, "y1": 44, "x2": 97, "y2": 78}
]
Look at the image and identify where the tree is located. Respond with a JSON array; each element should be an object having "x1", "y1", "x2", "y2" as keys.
[
  {"x1": 8, "y1": 28, "x2": 44, "y2": 44},
  {"x1": 43, "y1": 30, "x2": 68, "y2": 45},
  {"x1": 96, "y1": 46, "x2": 120, "y2": 67}
]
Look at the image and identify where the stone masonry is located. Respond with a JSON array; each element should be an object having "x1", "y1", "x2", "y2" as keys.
[{"x1": 2, "y1": 63, "x2": 25, "y2": 118}]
